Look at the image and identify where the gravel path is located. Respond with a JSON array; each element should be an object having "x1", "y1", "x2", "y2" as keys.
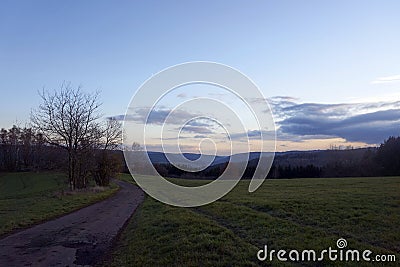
[{"x1": 0, "y1": 179, "x2": 144, "y2": 266}]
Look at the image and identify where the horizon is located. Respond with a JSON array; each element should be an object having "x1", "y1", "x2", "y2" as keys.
[{"x1": 129, "y1": 144, "x2": 378, "y2": 156}]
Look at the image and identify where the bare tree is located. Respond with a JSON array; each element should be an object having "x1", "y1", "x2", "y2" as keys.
[
  {"x1": 103, "y1": 118, "x2": 122, "y2": 150},
  {"x1": 92, "y1": 118, "x2": 123, "y2": 186},
  {"x1": 131, "y1": 142, "x2": 143, "y2": 151},
  {"x1": 31, "y1": 83, "x2": 102, "y2": 190}
]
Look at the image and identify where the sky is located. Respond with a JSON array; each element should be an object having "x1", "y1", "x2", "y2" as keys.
[{"x1": 1, "y1": 0, "x2": 399, "y2": 153}]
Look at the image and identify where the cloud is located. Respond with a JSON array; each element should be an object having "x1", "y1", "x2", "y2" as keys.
[
  {"x1": 248, "y1": 96, "x2": 298, "y2": 105},
  {"x1": 194, "y1": 135, "x2": 208, "y2": 139},
  {"x1": 230, "y1": 129, "x2": 275, "y2": 140},
  {"x1": 371, "y1": 74, "x2": 400, "y2": 84},
  {"x1": 179, "y1": 125, "x2": 214, "y2": 134},
  {"x1": 186, "y1": 120, "x2": 213, "y2": 127},
  {"x1": 144, "y1": 143, "x2": 200, "y2": 153},
  {"x1": 113, "y1": 108, "x2": 201, "y2": 125},
  {"x1": 276, "y1": 99, "x2": 400, "y2": 144},
  {"x1": 111, "y1": 97, "x2": 400, "y2": 146},
  {"x1": 177, "y1": 93, "x2": 187, "y2": 98},
  {"x1": 112, "y1": 108, "x2": 220, "y2": 137}
]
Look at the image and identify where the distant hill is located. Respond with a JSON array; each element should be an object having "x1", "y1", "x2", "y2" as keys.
[
  {"x1": 146, "y1": 151, "x2": 227, "y2": 166},
  {"x1": 145, "y1": 148, "x2": 375, "y2": 168}
]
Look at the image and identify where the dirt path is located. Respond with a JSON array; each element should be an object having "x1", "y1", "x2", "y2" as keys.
[{"x1": 0, "y1": 179, "x2": 144, "y2": 266}]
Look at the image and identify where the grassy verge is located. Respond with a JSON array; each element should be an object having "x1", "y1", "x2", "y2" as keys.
[
  {"x1": 0, "y1": 172, "x2": 119, "y2": 237},
  {"x1": 107, "y1": 175, "x2": 399, "y2": 266}
]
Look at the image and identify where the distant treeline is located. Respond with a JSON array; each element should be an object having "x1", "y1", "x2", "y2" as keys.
[
  {"x1": 0, "y1": 126, "x2": 66, "y2": 171},
  {"x1": 151, "y1": 162, "x2": 324, "y2": 179},
  {"x1": 150, "y1": 136, "x2": 400, "y2": 179}
]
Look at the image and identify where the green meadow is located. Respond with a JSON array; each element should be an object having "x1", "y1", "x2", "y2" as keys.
[
  {"x1": 0, "y1": 172, "x2": 118, "y2": 237},
  {"x1": 1, "y1": 172, "x2": 398, "y2": 266},
  {"x1": 107, "y1": 175, "x2": 399, "y2": 266}
]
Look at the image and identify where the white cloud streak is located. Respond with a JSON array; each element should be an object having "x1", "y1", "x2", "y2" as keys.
[{"x1": 371, "y1": 74, "x2": 400, "y2": 84}]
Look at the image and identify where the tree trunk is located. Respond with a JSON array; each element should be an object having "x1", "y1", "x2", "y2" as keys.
[{"x1": 68, "y1": 151, "x2": 75, "y2": 191}]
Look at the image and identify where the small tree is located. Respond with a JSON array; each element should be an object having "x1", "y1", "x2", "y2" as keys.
[
  {"x1": 92, "y1": 118, "x2": 122, "y2": 186},
  {"x1": 131, "y1": 142, "x2": 142, "y2": 151}
]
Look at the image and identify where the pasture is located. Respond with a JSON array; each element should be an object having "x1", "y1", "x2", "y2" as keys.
[
  {"x1": 107, "y1": 175, "x2": 399, "y2": 266},
  {"x1": 0, "y1": 172, "x2": 118, "y2": 236}
]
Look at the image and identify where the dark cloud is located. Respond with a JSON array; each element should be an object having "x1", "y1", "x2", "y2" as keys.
[
  {"x1": 177, "y1": 93, "x2": 187, "y2": 98},
  {"x1": 187, "y1": 120, "x2": 213, "y2": 127},
  {"x1": 194, "y1": 135, "x2": 208, "y2": 139},
  {"x1": 113, "y1": 108, "x2": 201, "y2": 125},
  {"x1": 180, "y1": 125, "x2": 214, "y2": 134},
  {"x1": 113, "y1": 108, "x2": 218, "y2": 129},
  {"x1": 146, "y1": 108, "x2": 197, "y2": 125},
  {"x1": 113, "y1": 108, "x2": 218, "y2": 136},
  {"x1": 277, "y1": 99, "x2": 400, "y2": 144},
  {"x1": 230, "y1": 129, "x2": 275, "y2": 140}
]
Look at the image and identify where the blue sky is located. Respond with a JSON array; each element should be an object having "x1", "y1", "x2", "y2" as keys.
[{"x1": 1, "y1": 0, "x2": 399, "y2": 152}]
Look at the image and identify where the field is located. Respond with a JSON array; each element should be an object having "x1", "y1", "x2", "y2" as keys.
[
  {"x1": 107, "y1": 175, "x2": 399, "y2": 266},
  {"x1": 0, "y1": 172, "x2": 118, "y2": 237}
]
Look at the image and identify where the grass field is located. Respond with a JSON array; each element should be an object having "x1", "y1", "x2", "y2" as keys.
[
  {"x1": 0, "y1": 172, "x2": 119, "y2": 237},
  {"x1": 107, "y1": 175, "x2": 399, "y2": 266}
]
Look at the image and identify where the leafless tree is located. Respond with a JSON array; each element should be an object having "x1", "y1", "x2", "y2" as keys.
[
  {"x1": 92, "y1": 118, "x2": 123, "y2": 186},
  {"x1": 31, "y1": 83, "x2": 102, "y2": 190},
  {"x1": 102, "y1": 118, "x2": 122, "y2": 150},
  {"x1": 131, "y1": 142, "x2": 142, "y2": 151}
]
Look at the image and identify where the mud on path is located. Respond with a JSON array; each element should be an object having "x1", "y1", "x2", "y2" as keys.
[{"x1": 0, "y1": 179, "x2": 144, "y2": 266}]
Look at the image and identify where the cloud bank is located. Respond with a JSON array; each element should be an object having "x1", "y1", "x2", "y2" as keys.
[
  {"x1": 269, "y1": 97, "x2": 400, "y2": 144},
  {"x1": 112, "y1": 97, "x2": 400, "y2": 146}
]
